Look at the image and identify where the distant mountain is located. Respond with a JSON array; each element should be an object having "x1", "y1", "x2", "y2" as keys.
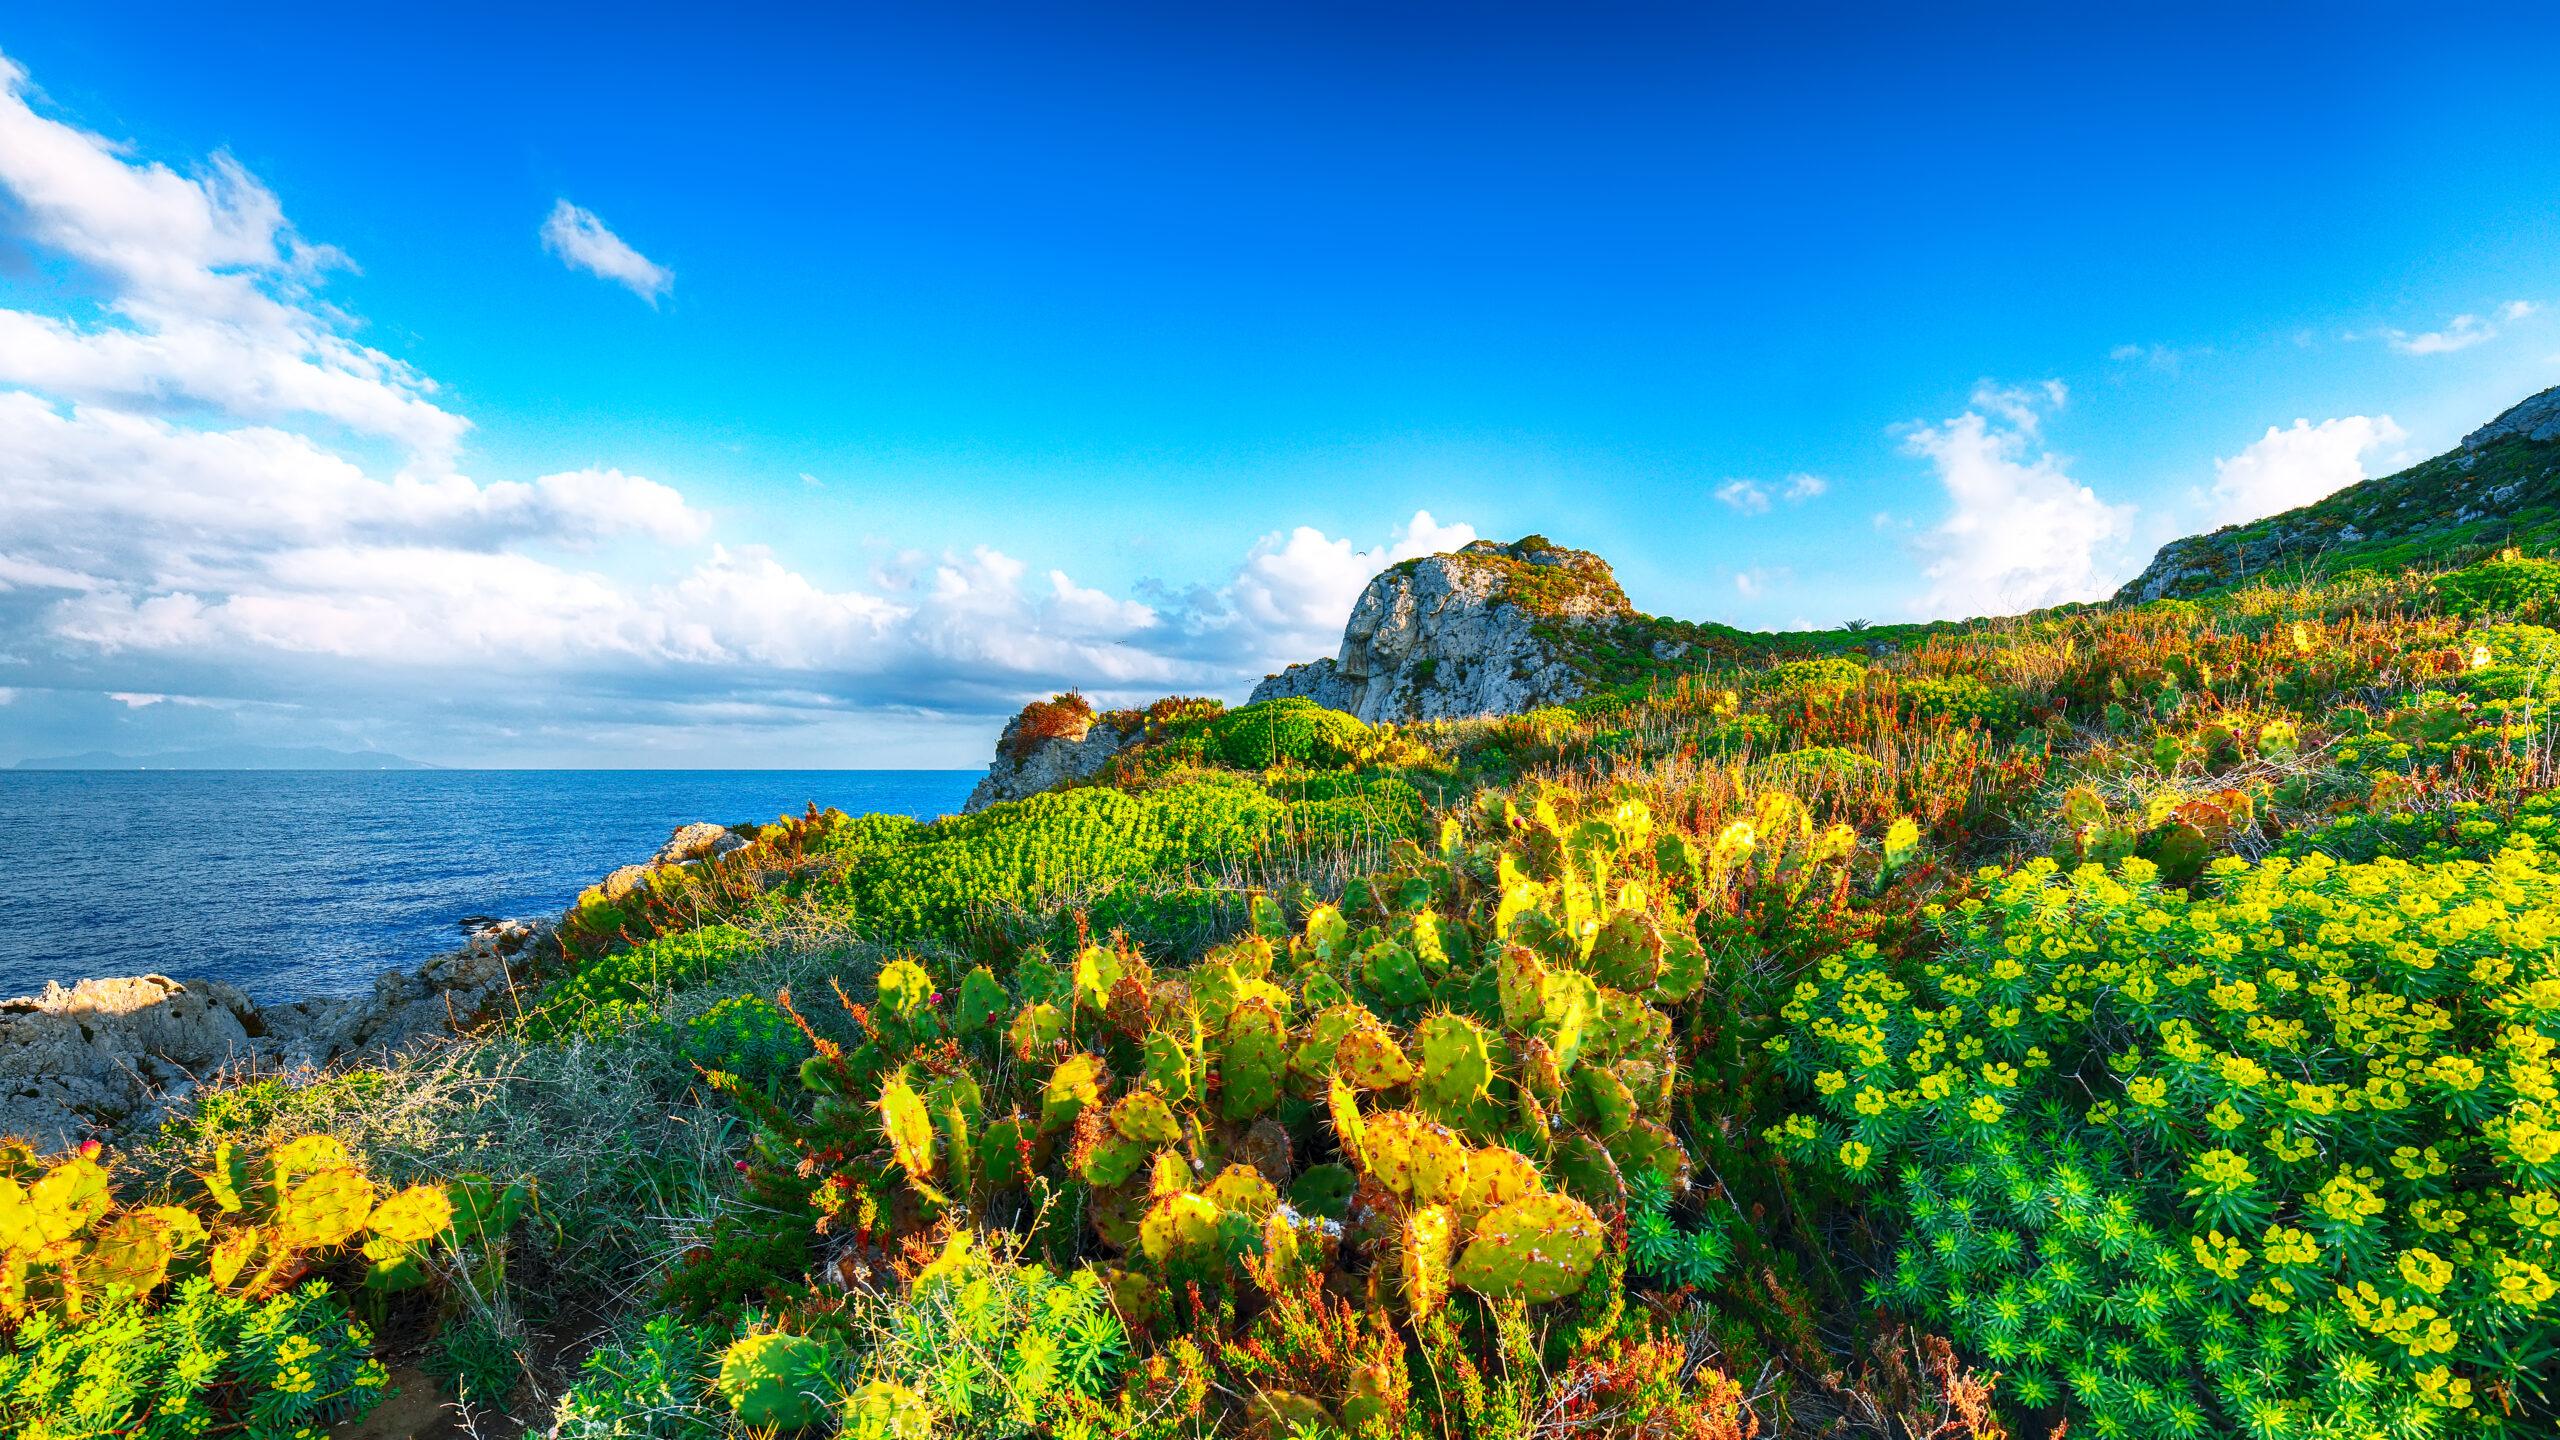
[
  {"x1": 13, "y1": 746, "x2": 436, "y2": 771},
  {"x1": 2117, "y1": 384, "x2": 2560, "y2": 602}
]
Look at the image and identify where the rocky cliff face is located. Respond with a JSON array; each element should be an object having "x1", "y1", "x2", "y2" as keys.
[
  {"x1": 2116, "y1": 386, "x2": 2560, "y2": 604},
  {"x1": 1250, "y1": 536, "x2": 1633, "y2": 723}
]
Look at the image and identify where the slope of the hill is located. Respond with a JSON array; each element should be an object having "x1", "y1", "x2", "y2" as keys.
[{"x1": 2118, "y1": 383, "x2": 2560, "y2": 601}]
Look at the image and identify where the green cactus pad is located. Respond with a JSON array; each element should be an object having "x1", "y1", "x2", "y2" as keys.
[
  {"x1": 976, "y1": 1115, "x2": 1045, "y2": 1190},
  {"x1": 1402, "y1": 1203, "x2": 1455, "y2": 1316},
  {"x1": 1359, "y1": 940, "x2": 1432, "y2": 1008},
  {"x1": 1548, "y1": 1132, "x2": 1627, "y2": 1209},
  {"x1": 954, "y1": 966, "x2": 1010, "y2": 1034},
  {"x1": 1336, "y1": 1022, "x2": 1415, "y2": 1090},
  {"x1": 1009, "y1": 1001, "x2": 1067, "y2": 1056},
  {"x1": 1288, "y1": 1163, "x2": 1357, "y2": 1221},
  {"x1": 1577, "y1": 1065, "x2": 1637, "y2": 1138},
  {"x1": 1216, "y1": 998, "x2": 1288, "y2": 1121},
  {"x1": 1111, "y1": 1090, "x2": 1183, "y2": 1146},
  {"x1": 1079, "y1": 1132, "x2": 1149, "y2": 1189},
  {"x1": 1415, "y1": 1012, "x2": 1495, "y2": 1113},
  {"x1": 876, "y1": 958, "x2": 934, "y2": 1021},
  {"x1": 1537, "y1": 970, "x2": 1597, "y2": 1072},
  {"x1": 1202, "y1": 1163, "x2": 1279, "y2": 1219},
  {"x1": 1452, "y1": 1192, "x2": 1608, "y2": 1304},
  {"x1": 1289, "y1": 1004, "x2": 1372, "y2": 1083},
  {"x1": 1138, "y1": 1191, "x2": 1223, "y2": 1265},
  {"x1": 1361, "y1": 1111, "x2": 1470, "y2": 1206},
  {"x1": 1301, "y1": 904, "x2": 1350, "y2": 962},
  {"x1": 1040, "y1": 1054, "x2": 1105, "y2": 1134},
  {"x1": 1459, "y1": 1146, "x2": 1545, "y2": 1221},
  {"x1": 1587, "y1": 911, "x2": 1664, "y2": 991},
  {"x1": 278, "y1": 1167, "x2": 376, "y2": 1249},
  {"x1": 1250, "y1": 892, "x2": 1287, "y2": 938},
  {"x1": 30, "y1": 1158, "x2": 111, "y2": 1242},
  {"x1": 1142, "y1": 1031, "x2": 1199, "y2": 1104},
  {"x1": 879, "y1": 1073, "x2": 937, "y2": 1186},
  {"x1": 1608, "y1": 1117, "x2": 1692, "y2": 1190},
  {"x1": 1652, "y1": 930, "x2": 1709, "y2": 1002},
  {"x1": 1495, "y1": 943, "x2": 1549, "y2": 1030},
  {"x1": 1073, "y1": 944, "x2": 1124, "y2": 1016}
]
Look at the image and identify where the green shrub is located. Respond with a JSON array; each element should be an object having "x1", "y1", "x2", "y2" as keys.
[
  {"x1": 2435, "y1": 553, "x2": 2560, "y2": 618},
  {"x1": 1202, "y1": 697, "x2": 1371, "y2": 769},
  {"x1": 1774, "y1": 844, "x2": 2560, "y2": 1438},
  {"x1": 0, "y1": 1278, "x2": 389, "y2": 1439},
  {"x1": 683, "y1": 995, "x2": 808, "y2": 1092},
  {"x1": 526, "y1": 924, "x2": 768, "y2": 1041},
  {"x1": 857, "y1": 1238, "x2": 1129, "y2": 1438},
  {"x1": 1901, "y1": 675, "x2": 2026, "y2": 731},
  {"x1": 550, "y1": 1313, "x2": 726, "y2": 1440}
]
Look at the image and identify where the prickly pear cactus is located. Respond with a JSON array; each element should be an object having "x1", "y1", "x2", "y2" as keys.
[
  {"x1": 1537, "y1": 969, "x2": 1597, "y2": 1072},
  {"x1": 1138, "y1": 1191, "x2": 1222, "y2": 1266},
  {"x1": 1652, "y1": 929, "x2": 1708, "y2": 1002},
  {"x1": 1414, "y1": 1013, "x2": 1493, "y2": 1114},
  {"x1": 876, "y1": 958, "x2": 935, "y2": 1026},
  {"x1": 365, "y1": 1184, "x2": 455, "y2": 1244},
  {"x1": 1111, "y1": 1090, "x2": 1182, "y2": 1146},
  {"x1": 1142, "y1": 1029, "x2": 1200, "y2": 1104},
  {"x1": 1496, "y1": 944, "x2": 1548, "y2": 1030},
  {"x1": 954, "y1": 966, "x2": 1010, "y2": 1034},
  {"x1": 278, "y1": 1167, "x2": 375, "y2": 1249},
  {"x1": 1587, "y1": 911, "x2": 1663, "y2": 991},
  {"x1": 1336, "y1": 1021, "x2": 1415, "y2": 1090},
  {"x1": 1457, "y1": 1146, "x2": 1544, "y2": 1222},
  {"x1": 1216, "y1": 998, "x2": 1288, "y2": 1121},
  {"x1": 1040, "y1": 1053, "x2": 1104, "y2": 1134},
  {"x1": 1359, "y1": 940, "x2": 1432, "y2": 1008},
  {"x1": 1451, "y1": 1192, "x2": 1608, "y2": 1304},
  {"x1": 1360, "y1": 1111, "x2": 1469, "y2": 1207},
  {"x1": 878, "y1": 1072, "x2": 937, "y2": 1190},
  {"x1": 1009, "y1": 1001, "x2": 1066, "y2": 1056},
  {"x1": 1401, "y1": 1204, "x2": 1454, "y2": 1316}
]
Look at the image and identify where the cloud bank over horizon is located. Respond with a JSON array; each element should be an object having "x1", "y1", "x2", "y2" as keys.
[{"x1": 0, "y1": 56, "x2": 1475, "y2": 766}]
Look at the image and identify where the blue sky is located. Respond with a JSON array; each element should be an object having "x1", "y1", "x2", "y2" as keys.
[{"x1": 1, "y1": 4, "x2": 2556, "y2": 766}]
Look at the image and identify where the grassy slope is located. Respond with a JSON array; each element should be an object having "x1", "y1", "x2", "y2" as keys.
[{"x1": 2116, "y1": 430, "x2": 2560, "y2": 602}]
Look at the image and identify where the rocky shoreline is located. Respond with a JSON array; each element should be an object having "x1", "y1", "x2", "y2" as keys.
[{"x1": 0, "y1": 821, "x2": 749, "y2": 1153}]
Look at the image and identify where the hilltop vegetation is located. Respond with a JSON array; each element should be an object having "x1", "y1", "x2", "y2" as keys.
[{"x1": 6, "y1": 522, "x2": 2560, "y2": 1436}]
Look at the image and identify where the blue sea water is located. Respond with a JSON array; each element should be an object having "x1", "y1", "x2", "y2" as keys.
[{"x1": 0, "y1": 771, "x2": 978, "y2": 1003}]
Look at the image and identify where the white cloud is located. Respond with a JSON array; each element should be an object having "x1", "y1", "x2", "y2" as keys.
[
  {"x1": 1717, "y1": 474, "x2": 1824, "y2": 515},
  {"x1": 2205, "y1": 415, "x2": 2407, "y2": 527},
  {"x1": 1902, "y1": 380, "x2": 2133, "y2": 619},
  {"x1": 540, "y1": 200, "x2": 673, "y2": 305},
  {"x1": 1714, "y1": 479, "x2": 1770, "y2": 515},
  {"x1": 0, "y1": 58, "x2": 466, "y2": 467},
  {"x1": 1733, "y1": 566, "x2": 1789, "y2": 600},
  {"x1": 1222, "y1": 510, "x2": 1476, "y2": 664},
  {"x1": 2362, "y1": 303, "x2": 2537, "y2": 356}
]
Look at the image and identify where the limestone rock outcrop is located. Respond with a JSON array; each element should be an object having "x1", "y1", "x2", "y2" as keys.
[
  {"x1": 1250, "y1": 537, "x2": 1631, "y2": 723},
  {"x1": 964, "y1": 710, "x2": 1133, "y2": 813}
]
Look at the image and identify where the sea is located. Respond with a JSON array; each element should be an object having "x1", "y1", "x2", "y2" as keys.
[{"x1": 0, "y1": 770, "x2": 979, "y2": 1003}]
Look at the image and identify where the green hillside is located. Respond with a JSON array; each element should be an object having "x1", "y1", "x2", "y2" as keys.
[{"x1": 2119, "y1": 385, "x2": 2560, "y2": 601}]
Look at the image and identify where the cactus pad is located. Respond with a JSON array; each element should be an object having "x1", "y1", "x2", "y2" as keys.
[
  {"x1": 1459, "y1": 1147, "x2": 1545, "y2": 1220},
  {"x1": 1138, "y1": 1191, "x2": 1223, "y2": 1265},
  {"x1": 1216, "y1": 998, "x2": 1288, "y2": 1121},
  {"x1": 1009, "y1": 1001, "x2": 1067, "y2": 1056},
  {"x1": 1111, "y1": 1090, "x2": 1182, "y2": 1146},
  {"x1": 1040, "y1": 1054, "x2": 1105, "y2": 1134},
  {"x1": 278, "y1": 1166, "x2": 376, "y2": 1249},
  {"x1": 878, "y1": 1073, "x2": 937, "y2": 1187},
  {"x1": 1360, "y1": 940, "x2": 1432, "y2": 1008},
  {"x1": 954, "y1": 966, "x2": 1010, "y2": 1034},
  {"x1": 1587, "y1": 911, "x2": 1663, "y2": 991},
  {"x1": 1401, "y1": 1203, "x2": 1455, "y2": 1316},
  {"x1": 367, "y1": 1183, "x2": 456, "y2": 1244},
  {"x1": 1496, "y1": 944, "x2": 1548, "y2": 1030},
  {"x1": 1452, "y1": 1192, "x2": 1607, "y2": 1304},
  {"x1": 876, "y1": 957, "x2": 934, "y2": 1021},
  {"x1": 1336, "y1": 1022, "x2": 1415, "y2": 1090},
  {"x1": 1414, "y1": 1013, "x2": 1494, "y2": 1113},
  {"x1": 29, "y1": 1158, "x2": 110, "y2": 1243},
  {"x1": 1202, "y1": 1163, "x2": 1279, "y2": 1219}
]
